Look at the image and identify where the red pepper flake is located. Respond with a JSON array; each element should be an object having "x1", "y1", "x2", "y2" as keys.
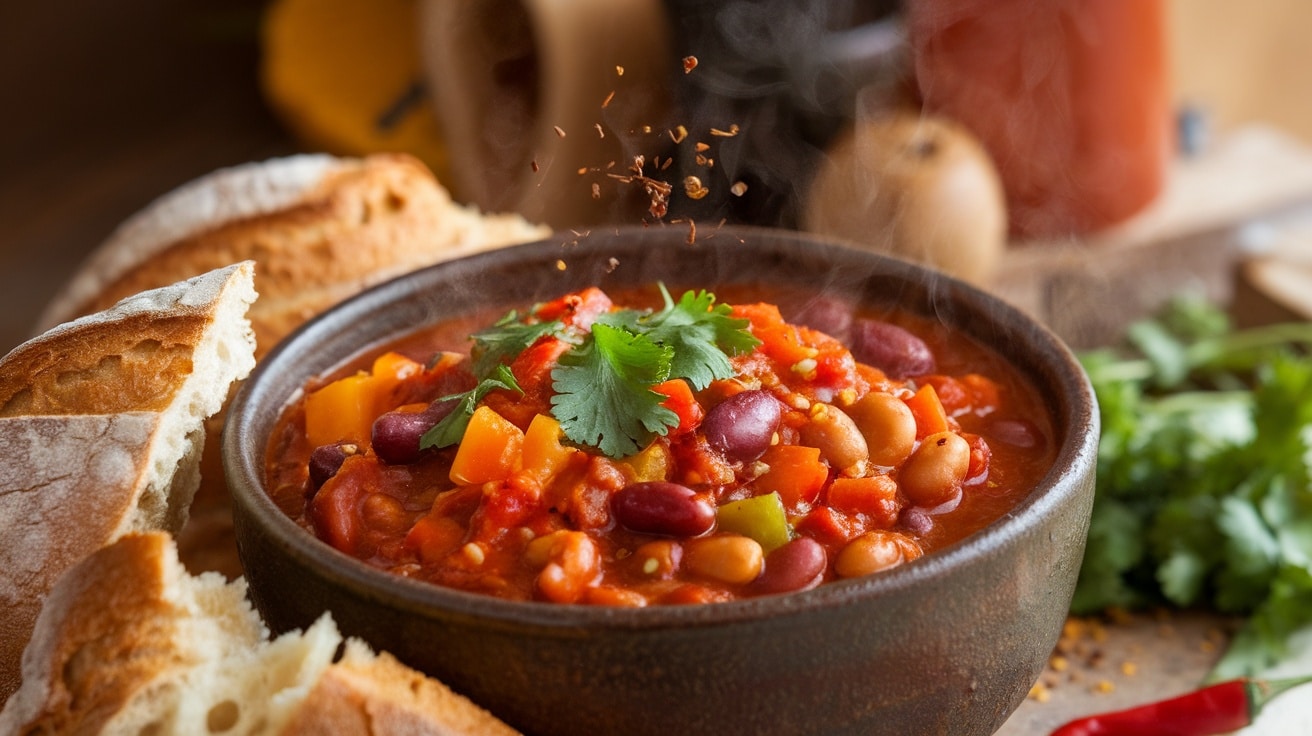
[
  {"x1": 606, "y1": 257, "x2": 619, "y2": 273},
  {"x1": 730, "y1": 181, "x2": 748, "y2": 197},
  {"x1": 591, "y1": 182, "x2": 601, "y2": 199},
  {"x1": 682, "y1": 55, "x2": 698, "y2": 74},
  {"x1": 602, "y1": 90, "x2": 615, "y2": 108},
  {"x1": 669, "y1": 125, "x2": 688, "y2": 144},
  {"x1": 555, "y1": 259, "x2": 568, "y2": 271},
  {"x1": 710, "y1": 124, "x2": 740, "y2": 137},
  {"x1": 554, "y1": 125, "x2": 567, "y2": 138},
  {"x1": 660, "y1": 158, "x2": 673, "y2": 171},
  {"x1": 686, "y1": 218, "x2": 697, "y2": 244},
  {"x1": 695, "y1": 142, "x2": 710, "y2": 152},
  {"x1": 695, "y1": 153, "x2": 714, "y2": 168},
  {"x1": 606, "y1": 155, "x2": 672, "y2": 219},
  {"x1": 531, "y1": 159, "x2": 540, "y2": 173},
  {"x1": 595, "y1": 123, "x2": 605, "y2": 139},
  {"x1": 616, "y1": 65, "x2": 625, "y2": 76},
  {"x1": 577, "y1": 167, "x2": 589, "y2": 175}
]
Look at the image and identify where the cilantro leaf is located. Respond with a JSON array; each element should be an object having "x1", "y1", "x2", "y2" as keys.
[
  {"x1": 550, "y1": 323, "x2": 678, "y2": 458},
  {"x1": 643, "y1": 285, "x2": 761, "y2": 390},
  {"x1": 419, "y1": 364, "x2": 522, "y2": 450},
  {"x1": 470, "y1": 313, "x2": 563, "y2": 377}
]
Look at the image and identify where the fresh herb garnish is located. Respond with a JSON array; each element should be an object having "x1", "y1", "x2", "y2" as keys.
[
  {"x1": 470, "y1": 313, "x2": 564, "y2": 378},
  {"x1": 1073, "y1": 295, "x2": 1312, "y2": 678},
  {"x1": 419, "y1": 364, "x2": 523, "y2": 450},
  {"x1": 549, "y1": 285, "x2": 760, "y2": 457},
  {"x1": 551, "y1": 322, "x2": 679, "y2": 458}
]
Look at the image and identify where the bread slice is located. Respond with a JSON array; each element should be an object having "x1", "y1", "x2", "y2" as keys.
[
  {"x1": 0, "y1": 263, "x2": 258, "y2": 701},
  {"x1": 35, "y1": 153, "x2": 549, "y2": 356},
  {"x1": 0, "y1": 532, "x2": 520, "y2": 736}
]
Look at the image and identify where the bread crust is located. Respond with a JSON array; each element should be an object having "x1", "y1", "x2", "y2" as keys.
[
  {"x1": 36, "y1": 153, "x2": 549, "y2": 355},
  {"x1": 0, "y1": 264, "x2": 257, "y2": 703}
]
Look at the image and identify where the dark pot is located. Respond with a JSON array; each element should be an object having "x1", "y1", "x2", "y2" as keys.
[{"x1": 225, "y1": 225, "x2": 1098, "y2": 736}]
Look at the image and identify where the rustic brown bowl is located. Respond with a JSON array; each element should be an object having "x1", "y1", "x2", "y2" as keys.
[{"x1": 225, "y1": 226, "x2": 1098, "y2": 736}]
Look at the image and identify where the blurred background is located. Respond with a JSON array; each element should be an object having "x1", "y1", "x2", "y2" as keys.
[{"x1": 3, "y1": 0, "x2": 1312, "y2": 353}]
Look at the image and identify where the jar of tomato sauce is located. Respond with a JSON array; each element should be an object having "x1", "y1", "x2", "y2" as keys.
[{"x1": 907, "y1": 0, "x2": 1172, "y2": 239}]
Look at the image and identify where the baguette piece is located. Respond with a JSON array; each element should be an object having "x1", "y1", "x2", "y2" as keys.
[
  {"x1": 35, "y1": 153, "x2": 549, "y2": 356},
  {"x1": 0, "y1": 532, "x2": 521, "y2": 736},
  {"x1": 0, "y1": 263, "x2": 258, "y2": 701}
]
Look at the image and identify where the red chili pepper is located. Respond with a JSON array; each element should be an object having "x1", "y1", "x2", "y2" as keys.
[{"x1": 1049, "y1": 675, "x2": 1312, "y2": 736}]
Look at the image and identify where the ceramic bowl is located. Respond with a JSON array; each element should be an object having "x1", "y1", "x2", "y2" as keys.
[{"x1": 225, "y1": 225, "x2": 1098, "y2": 736}]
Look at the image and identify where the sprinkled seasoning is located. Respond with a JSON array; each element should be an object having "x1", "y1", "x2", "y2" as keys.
[{"x1": 682, "y1": 55, "x2": 698, "y2": 74}]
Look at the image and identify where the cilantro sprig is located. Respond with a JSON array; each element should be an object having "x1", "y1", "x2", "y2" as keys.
[
  {"x1": 418, "y1": 315, "x2": 564, "y2": 451},
  {"x1": 550, "y1": 285, "x2": 760, "y2": 458},
  {"x1": 1074, "y1": 295, "x2": 1312, "y2": 678},
  {"x1": 419, "y1": 285, "x2": 760, "y2": 459}
]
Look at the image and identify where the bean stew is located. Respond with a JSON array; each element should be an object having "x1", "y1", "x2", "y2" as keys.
[{"x1": 264, "y1": 283, "x2": 1056, "y2": 605}]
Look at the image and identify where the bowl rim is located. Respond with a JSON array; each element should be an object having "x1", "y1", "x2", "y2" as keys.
[{"x1": 224, "y1": 224, "x2": 1099, "y2": 632}]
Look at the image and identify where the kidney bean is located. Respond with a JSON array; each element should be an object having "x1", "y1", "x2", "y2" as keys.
[
  {"x1": 834, "y1": 530, "x2": 923, "y2": 578},
  {"x1": 788, "y1": 296, "x2": 854, "y2": 341},
  {"x1": 988, "y1": 418, "x2": 1045, "y2": 450},
  {"x1": 308, "y1": 442, "x2": 357, "y2": 490},
  {"x1": 849, "y1": 319, "x2": 936, "y2": 379},
  {"x1": 900, "y1": 431, "x2": 971, "y2": 507},
  {"x1": 684, "y1": 534, "x2": 765, "y2": 585},
  {"x1": 371, "y1": 398, "x2": 458, "y2": 465},
  {"x1": 612, "y1": 482, "x2": 716, "y2": 538},
  {"x1": 752, "y1": 537, "x2": 827, "y2": 595},
  {"x1": 702, "y1": 390, "x2": 782, "y2": 463},
  {"x1": 898, "y1": 506, "x2": 935, "y2": 537},
  {"x1": 847, "y1": 392, "x2": 918, "y2": 467},
  {"x1": 799, "y1": 403, "x2": 869, "y2": 473}
]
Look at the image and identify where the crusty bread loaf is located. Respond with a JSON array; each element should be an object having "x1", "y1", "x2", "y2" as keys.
[
  {"x1": 0, "y1": 263, "x2": 258, "y2": 702},
  {"x1": 35, "y1": 153, "x2": 549, "y2": 356},
  {"x1": 0, "y1": 532, "x2": 520, "y2": 736}
]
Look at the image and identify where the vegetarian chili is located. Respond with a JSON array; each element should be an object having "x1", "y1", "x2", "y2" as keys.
[{"x1": 264, "y1": 284, "x2": 1057, "y2": 605}]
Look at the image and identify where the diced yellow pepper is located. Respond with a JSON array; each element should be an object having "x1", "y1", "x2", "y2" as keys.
[
  {"x1": 450, "y1": 406, "x2": 524, "y2": 485},
  {"x1": 304, "y1": 372, "x2": 376, "y2": 448},
  {"x1": 521, "y1": 414, "x2": 577, "y2": 485}
]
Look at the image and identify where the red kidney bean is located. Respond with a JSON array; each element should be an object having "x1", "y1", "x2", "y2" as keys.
[
  {"x1": 612, "y1": 482, "x2": 716, "y2": 538},
  {"x1": 308, "y1": 442, "x2": 354, "y2": 490},
  {"x1": 988, "y1": 418, "x2": 1045, "y2": 450},
  {"x1": 788, "y1": 296, "x2": 854, "y2": 341},
  {"x1": 752, "y1": 537, "x2": 827, "y2": 595},
  {"x1": 371, "y1": 398, "x2": 458, "y2": 465},
  {"x1": 701, "y1": 390, "x2": 782, "y2": 463},
  {"x1": 849, "y1": 319, "x2": 936, "y2": 379},
  {"x1": 898, "y1": 506, "x2": 935, "y2": 537}
]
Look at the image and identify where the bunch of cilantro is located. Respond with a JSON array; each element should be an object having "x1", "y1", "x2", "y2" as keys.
[
  {"x1": 1075, "y1": 296, "x2": 1312, "y2": 678},
  {"x1": 420, "y1": 285, "x2": 760, "y2": 460}
]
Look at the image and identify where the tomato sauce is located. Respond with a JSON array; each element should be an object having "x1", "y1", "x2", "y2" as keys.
[{"x1": 264, "y1": 284, "x2": 1056, "y2": 605}]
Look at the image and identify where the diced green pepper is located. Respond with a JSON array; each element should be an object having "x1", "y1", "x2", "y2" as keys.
[{"x1": 717, "y1": 492, "x2": 791, "y2": 552}]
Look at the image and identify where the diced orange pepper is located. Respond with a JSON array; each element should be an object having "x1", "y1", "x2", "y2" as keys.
[
  {"x1": 906, "y1": 383, "x2": 950, "y2": 439},
  {"x1": 450, "y1": 406, "x2": 525, "y2": 485},
  {"x1": 521, "y1": 414, "x2": 578, "y2": 485},
  {"x1": 651, "y1": 379, "x2": 703, "y2": 434},
  {"x1": 826, "y1": 476, "x2": 901, "y2": 527},
  {"x1": 304, "y1": 372, "x2": 376, "y2": 448},
  {"x1": 404, "y1": 513, "x2": 466, "y2": 566},
  {"x1": 755, "y1": 444, "x2": 829, "y2": 509},
  {"x1": 961, "y1": 373, "x2": 1001, "y2": 414}
]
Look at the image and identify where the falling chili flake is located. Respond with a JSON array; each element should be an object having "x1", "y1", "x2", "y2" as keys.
[
  {"x1": 710, "y1": 124, "x2": 740, "y2": 137},
  {"x1": 730, "y1": 181, "x2": 748, "y2": 197},
  {"x1": 577, "y1": 167, "x2": 589, "y2": 175},
  {"x1": 602, "y1": 90, "x2": 615, "y2": 108},
  {"x1": 669, "y1": 125, "x2": 688, "y2": 144},
  {"x1": 595, "y1": 123, "x2": 605, "y2": 139},
  {"x1": 554, "y1": 125, "x2": 567, "y2": 138},
  {"x1": 606, "y1": 257, "x2": 620, "y2": 273},
  {"x1": 695, "y1": 153, "x2": 714, "y2": 168},
  {"x1": 616, "y1": 65, "x2": 625, "y2": 76},
  {"x1": 591, "y1": 182, "x2": 601, "y2": 199},
  {"x1": 682, "y1": 56, "x2": 698, "y2": 74},
  {"x1": 687, "y1": 219, "x2": 697, "y2": 244},
  {"x1": 531, "y1": 159, "x2": 540, "y2": 173},
  {"x1": 695, "y1": 142, "x2": 710, "y2": 152},
  {"x1": 683, "y1": 175, "x2": 709, "y2": 200},
  {"x1": 660, "y1": 158, "x2": 673, "y2": 171},
  {"x1": 556, "y1": 259, "x2": 568, "y2": 271}
]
